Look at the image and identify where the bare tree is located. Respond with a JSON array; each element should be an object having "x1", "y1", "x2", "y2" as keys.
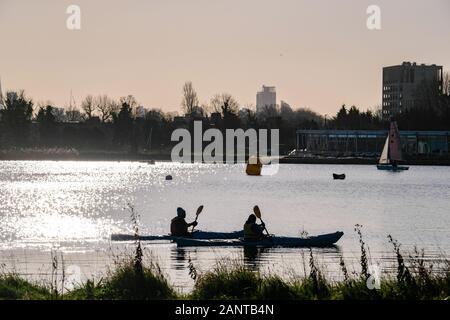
[
  {"x1": 120, "y1": 95, "x2": 138, "y2": 109},
  {"x1": 111, "y1": 99, "x2": 120, "y2": 113},
  {"x1": 95, "y1": 95, "x2": 117, "y2": 122},
  {"x1": 66, "y1": 105, "x2": 83, "y2": 122},
  {"x1": 210, "y1": 93, "x2": 239, "y2": 117},
  {"x1": 200, "y1": 102, "x2": 211, "y2": 115},
  {"x1": 443, "y1": 71, "x2": 450, "y2": 96},
  {"x1": 95, "y1": 95, "x2": 108, "y2": 122},
  {"x1": 51, "y1": 107, "x2": 66, "y2": 122},
  {"x1": 181, "y1": 81, "x2": 199, "y2": 115},
  {"x1": 81, "y1": 95, "x2": 95, "y2": 119}
]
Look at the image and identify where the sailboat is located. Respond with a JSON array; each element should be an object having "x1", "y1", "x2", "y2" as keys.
[{"x1": 377, "y1": 121, "x2": 409, "y2": 171}]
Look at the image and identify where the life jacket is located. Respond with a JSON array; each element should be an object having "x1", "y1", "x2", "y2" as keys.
[
  {"x1": 171, "y1": 217, "x2": 189, "y2": 236},
  {"x1": 244, "y1": 222, "x2": 261, "y2": 241}
]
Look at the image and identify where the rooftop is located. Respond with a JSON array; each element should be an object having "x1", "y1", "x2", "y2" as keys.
[{"x1": 297, "y1": 129, "x2": 450, "y2": 137}]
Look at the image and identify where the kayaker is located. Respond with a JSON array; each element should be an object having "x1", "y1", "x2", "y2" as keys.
[
  {"x1": 170, "y1": 207, "x2": 198, "y2": 237},
  {"x1": 243, "y1": 214, "x2": 266, "y2": 241}
]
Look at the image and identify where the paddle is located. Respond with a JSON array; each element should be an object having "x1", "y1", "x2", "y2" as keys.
[
  {"x1": 253, "y1": 205, "x2": 272, "y2": 239},
  {"x1": 191, "y1": 205, "x2": 204, "y2": 233}
]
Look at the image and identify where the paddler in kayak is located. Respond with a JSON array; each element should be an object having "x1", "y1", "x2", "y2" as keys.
[
  {"x1": 243, "y1": 214, "x2": 267, "y2": 241},
  {"x1": 170, "y1": 207, "x2": 198, "y2": 237}
]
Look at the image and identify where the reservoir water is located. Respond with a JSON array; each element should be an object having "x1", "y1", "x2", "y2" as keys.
[{"x1": 0, "y1": 161, "x2": 449, "y2": 291}]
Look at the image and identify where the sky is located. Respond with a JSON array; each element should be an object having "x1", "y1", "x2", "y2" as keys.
[{"x1": 0, "y1": 0, "x2": 449, "y2": 115}]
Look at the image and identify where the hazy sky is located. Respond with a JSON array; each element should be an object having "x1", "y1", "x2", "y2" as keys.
[{"x1": 1, "y1": 0, "x2": 449, "y2": 115}]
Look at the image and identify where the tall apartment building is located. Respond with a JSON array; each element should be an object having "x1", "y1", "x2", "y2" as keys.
[
  {"x1": 382, "y1": 62, "x2": 443, "y2": 118},
  {"x1": 256, "y1": 85, "x2": 276, "y2": 113}
]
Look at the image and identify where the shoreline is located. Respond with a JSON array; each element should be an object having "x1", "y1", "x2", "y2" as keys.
[
  {"x1": 0, "y1": 151, "x2": 172, "y2": 162},
  {"x1": 280, "y1": 156, "x2": 450, "y2": 166},
  {"x1": 1, "y1": 148, "x2": 450, "y2": 165},
  {"x1": 1, "y1": 153, "x2": 450, "y2": 166}
]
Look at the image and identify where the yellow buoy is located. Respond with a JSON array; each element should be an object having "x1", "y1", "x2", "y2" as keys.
[{"x1": 246, "y1": 156, "x2": 262, "y2": 176}]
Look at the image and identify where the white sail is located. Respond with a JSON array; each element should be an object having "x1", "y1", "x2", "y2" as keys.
[{"x1": 379, "y1": 136, "x2": 390, "y2": 164}]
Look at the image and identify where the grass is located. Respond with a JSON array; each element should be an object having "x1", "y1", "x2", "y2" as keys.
[
  {"x1": 191, "y1": 262, "x2": 261, "y2": 300},
  {"x1": 66, "y1": 259, "x2": 176, "y2": 300},
  {"x1": 1, "y1": 225, "x2": 449, "y2": 300},
  {"x1": 0, "y1": 274, "x2": 52, "y2": 300}
]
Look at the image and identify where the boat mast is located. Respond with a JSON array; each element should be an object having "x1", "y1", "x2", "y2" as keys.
[
  {"x1": 69, "y1": 89, "x2": 76, "y2": 109},
  {"x1": 0, "y1": 76, "x2": 4, "y2": 110}
]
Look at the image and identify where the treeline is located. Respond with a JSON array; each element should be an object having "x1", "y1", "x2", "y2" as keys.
[
  {"x1": 0, "y1": 83, "x2": 324, "y2": 153},
  {"x1": 1, "y1": 81, "x2": 449, "y2": 154}
]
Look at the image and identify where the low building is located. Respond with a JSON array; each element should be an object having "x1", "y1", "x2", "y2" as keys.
[{"x1": 296, "y1": 129, "x2": 450, "y2": 157}]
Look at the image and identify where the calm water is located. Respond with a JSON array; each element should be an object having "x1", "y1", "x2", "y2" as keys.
[{"x1": 0, "y1": 161, "x2": 449, "y2": 291}]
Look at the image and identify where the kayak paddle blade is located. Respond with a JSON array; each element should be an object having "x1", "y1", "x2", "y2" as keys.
[
  {"x1": 192, "y1": 205, "x2": 204, "y2": 233},
  {"x1": 196, "y1": 205, "x2": 204, "y2": 216},
  {"x1": 253, "y1": 205, "x2": 261, "y2": 219}
]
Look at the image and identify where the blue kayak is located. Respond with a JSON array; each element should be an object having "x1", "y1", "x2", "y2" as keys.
[
  {"x1": 174, "y1": 231, "x2": 344, "y2": 248},
  {"x1": 111, "y1": 230, "x2": 244, "y2": 241}
]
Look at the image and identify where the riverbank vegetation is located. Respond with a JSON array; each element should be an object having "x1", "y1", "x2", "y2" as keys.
[
  {"x1": 1, "y1": 78, "x2": 449, "y2": 156},
  {"x1": 1, "y1": 226, "x2": 449, "y2": 300}
]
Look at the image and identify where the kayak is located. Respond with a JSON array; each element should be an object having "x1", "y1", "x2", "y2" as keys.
[
  {"x1": 174, "y1": 231, "x2": 344, "y2": 248},
  {"x1": 111, "y1": 230, "x2": 244, "y2": 241}
]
